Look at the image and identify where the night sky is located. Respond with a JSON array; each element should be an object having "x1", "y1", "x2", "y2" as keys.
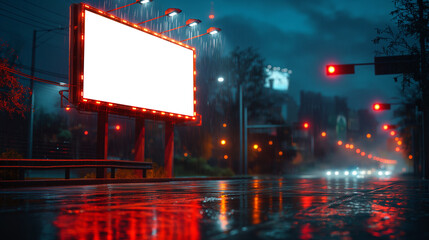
[{"x1": 0, "y1": 0, "x2": 399, "y2": 116}]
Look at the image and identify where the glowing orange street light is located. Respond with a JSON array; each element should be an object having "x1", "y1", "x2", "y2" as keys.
[
  {"x1": 224, "y1": 155, "x2": 228, "y2": 160},
  {"x1": 278, "y1": 151, "x2": 283, "y2": 156},
  {"x1": 395, "y1": 147, "x2": 400, "y2": 152},
  {"x1": 382, "y1": 124, "x2": 389, "y2": 130},
  {"x1": 268, "y1": 140, "x2": 273, "y2": 145},
  {"x1": 115, "y1": 125, "x2": 121, "y2": 130},
  {"x1": 184, "y1": 152, "x2": 188, "y2": 157},
  {"x1": 349, "y1": 144, "x2": 354, "y2": 149},
  {"x1": 368, "y1": 154, "x2": 372, "y2": 159},
  {"x1": 390, "y1": 130, "x2": 396, "y2": 136},
  {"x1": 253, "y1": 144, "x2": 258, "y2": 150},
  {"x1": 397, "y1": 141, "x2": 402, "y2": 145},
  {"x1": 84, "y1": 130, "x2": 88, "y2": 135},
  {"x1": 222, "y1": 123, "x2": 227, "y2": 127},
  {"x1": 361, "y1": 152, "x2": 366, "y2": 156},
  {"x1": 328, "y1": 65, "x2": 335, "y2": 74},
  {"x1": 366, "y1": 133, "x2": 371, "y2": 139},
  {"x1": 220, "y1": 139, "x2": 226, "y2": 145},
  {"x1": 257, "y1": 148, "x2": 262, "y2": 152},
  {"x1": 65, "y1": 106, "x2": 71, "y2": 111},
  {"x1": 321, "y1": 132, "x2": 327, "y2": 137},
  {"x1": 409, "y1": 155, "x2": 413, "y2": 160},
  {"x1": 337, "y1": 140, "x2": 343, "y2": 146},
  {"x1": 345, "y1": 144, "x2": 350, "y2": 148},
  {"x1": 356, "y1": 149, "x2": 361, "y2": 154}
]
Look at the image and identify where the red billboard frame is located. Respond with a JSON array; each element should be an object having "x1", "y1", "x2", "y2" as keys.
[{"x1": 69, "y1": 3, "x2": 199, "y2": 123}]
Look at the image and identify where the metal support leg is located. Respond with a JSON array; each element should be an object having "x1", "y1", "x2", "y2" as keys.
[
  {"x1": 96, "y1": 111, "x2": 108, "y2": 178},
  {"x1": 135, "y1": 118, "x2": 145, "y2": 177},
  {"x1": 164, "y1": 122, "x2": 174, "y2": 178},
  {"x1": 65, "y1": 168, "x2": 70, "y2": 179},
  {"x1": 111, "y1": 168, "x2": 116, "y2": 178}
]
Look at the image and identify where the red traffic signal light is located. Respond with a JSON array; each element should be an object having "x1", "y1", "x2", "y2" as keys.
[
  {"x1": 303, "y1": 122, "x2": 310, "y2": 129},
  {"x1": 372, "y1": 103, "x2": 391, "y2": 111},
  {"x1": 326, "y1": 64, "x2": 355, "y2": 76},
  {"x1": 382, "y1": 124, "x2": 397, "y2": 131},
  {"x1": 115, "y1": 125, "x2": 121, "y2": 130}
]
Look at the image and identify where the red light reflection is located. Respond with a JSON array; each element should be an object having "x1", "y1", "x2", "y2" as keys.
[{"x1": 54, "y1": 195, "x2": 202, "y2": 240}]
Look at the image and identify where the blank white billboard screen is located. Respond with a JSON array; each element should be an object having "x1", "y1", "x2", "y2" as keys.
[{"x1": 83, "y1": 10, "x2": 194, "y2": 116}]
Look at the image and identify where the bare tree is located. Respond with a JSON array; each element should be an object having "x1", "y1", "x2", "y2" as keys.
[{"x1": 374, "y1": 0, "x2": 429, "y2": 177}]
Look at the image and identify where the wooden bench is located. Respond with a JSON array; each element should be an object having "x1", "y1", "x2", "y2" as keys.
[{"x1": 0, "y1": 159, "x2": 153, "y2": 180}]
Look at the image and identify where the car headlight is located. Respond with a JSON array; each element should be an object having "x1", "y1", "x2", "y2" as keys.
[
  {"x1": 334, "y1": 171, "x2": 339, "y2": 176},
  {"x1": 352, "y1": 171, "x2": 357, "y2": 176},
  {"x1": 344, "y1": 171, "x2": 349, "y2": 176},
  {"x1": 385, "y1": 171, "x2": 391, "y2": 175},
  {"x1": 378, "y1": 171, "x2": 383, "y2": 176},
  {"x1": 326, "y1": 171, "x2": 332, "y2": 176}
]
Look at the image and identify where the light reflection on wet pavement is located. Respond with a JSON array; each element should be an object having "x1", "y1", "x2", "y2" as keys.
[{"x1": 1, "y1": 177, "x2": 429, "y2": 239}]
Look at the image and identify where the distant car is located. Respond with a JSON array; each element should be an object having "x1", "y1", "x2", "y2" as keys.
[{"x1": 325, "y1": 167, "x2": 375, "y2": 178}]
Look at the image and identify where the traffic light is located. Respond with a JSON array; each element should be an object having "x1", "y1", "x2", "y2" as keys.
[
  {"x1": 372, "y1": 103, "x2": 391, "y2": 111},
  {"x1": 382, "y1": 124, "x2": 397, "y2": 131},
  {"x1": 303, "y1": 122, "x2": 310, "y2": 129},
  {"x1": 326, "y1": 64, "x2": 355, "y2": 76}
]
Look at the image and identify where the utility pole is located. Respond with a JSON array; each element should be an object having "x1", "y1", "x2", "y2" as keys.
[
  {"x1": 26, "y1": 27, "x2": 66, "y2": 159},
  {"x1": 27, "y1": 30, "x2": 36, "y2": 159}
]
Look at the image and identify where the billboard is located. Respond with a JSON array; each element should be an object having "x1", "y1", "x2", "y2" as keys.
[{"x1": 70, "y1": 4, "x2": 197, "y2": 121}]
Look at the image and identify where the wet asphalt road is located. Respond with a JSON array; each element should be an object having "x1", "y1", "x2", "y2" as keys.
[{"x1": 1, "y1": 176, "x2": 429, "y2": 240}]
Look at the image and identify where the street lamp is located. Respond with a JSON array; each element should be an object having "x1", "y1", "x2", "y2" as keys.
[
  {"x1": 217, "y1": 77, "x2": 224, "y2": 82},
  {"x1": 138, "y1": 8, "x2": 182, "y2": 25},
  {"x1": 107, "y1": 0, "x2": 153, "y2": 13},
  {"x1": 160, "y1": 19, "x2": 202, "y2": 34},
  {"x1": 180, "y1": 27, "x2": 221, "y2": 42}
]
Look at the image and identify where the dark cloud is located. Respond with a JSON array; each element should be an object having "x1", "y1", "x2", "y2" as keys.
[{"x1": 214, "y1": 5, "x2": 394, "y2": 108}]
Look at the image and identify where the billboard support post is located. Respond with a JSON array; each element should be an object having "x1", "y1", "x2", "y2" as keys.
[
  {"x1": 135, "y1": 118, "x2": 146, "y2": 177},
  {"x1": 164, "y1": 122, "x2": 174, "y2": 177},
  {"x1": 96, "y1": 111, "x2": 108, "y2": 178}
]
